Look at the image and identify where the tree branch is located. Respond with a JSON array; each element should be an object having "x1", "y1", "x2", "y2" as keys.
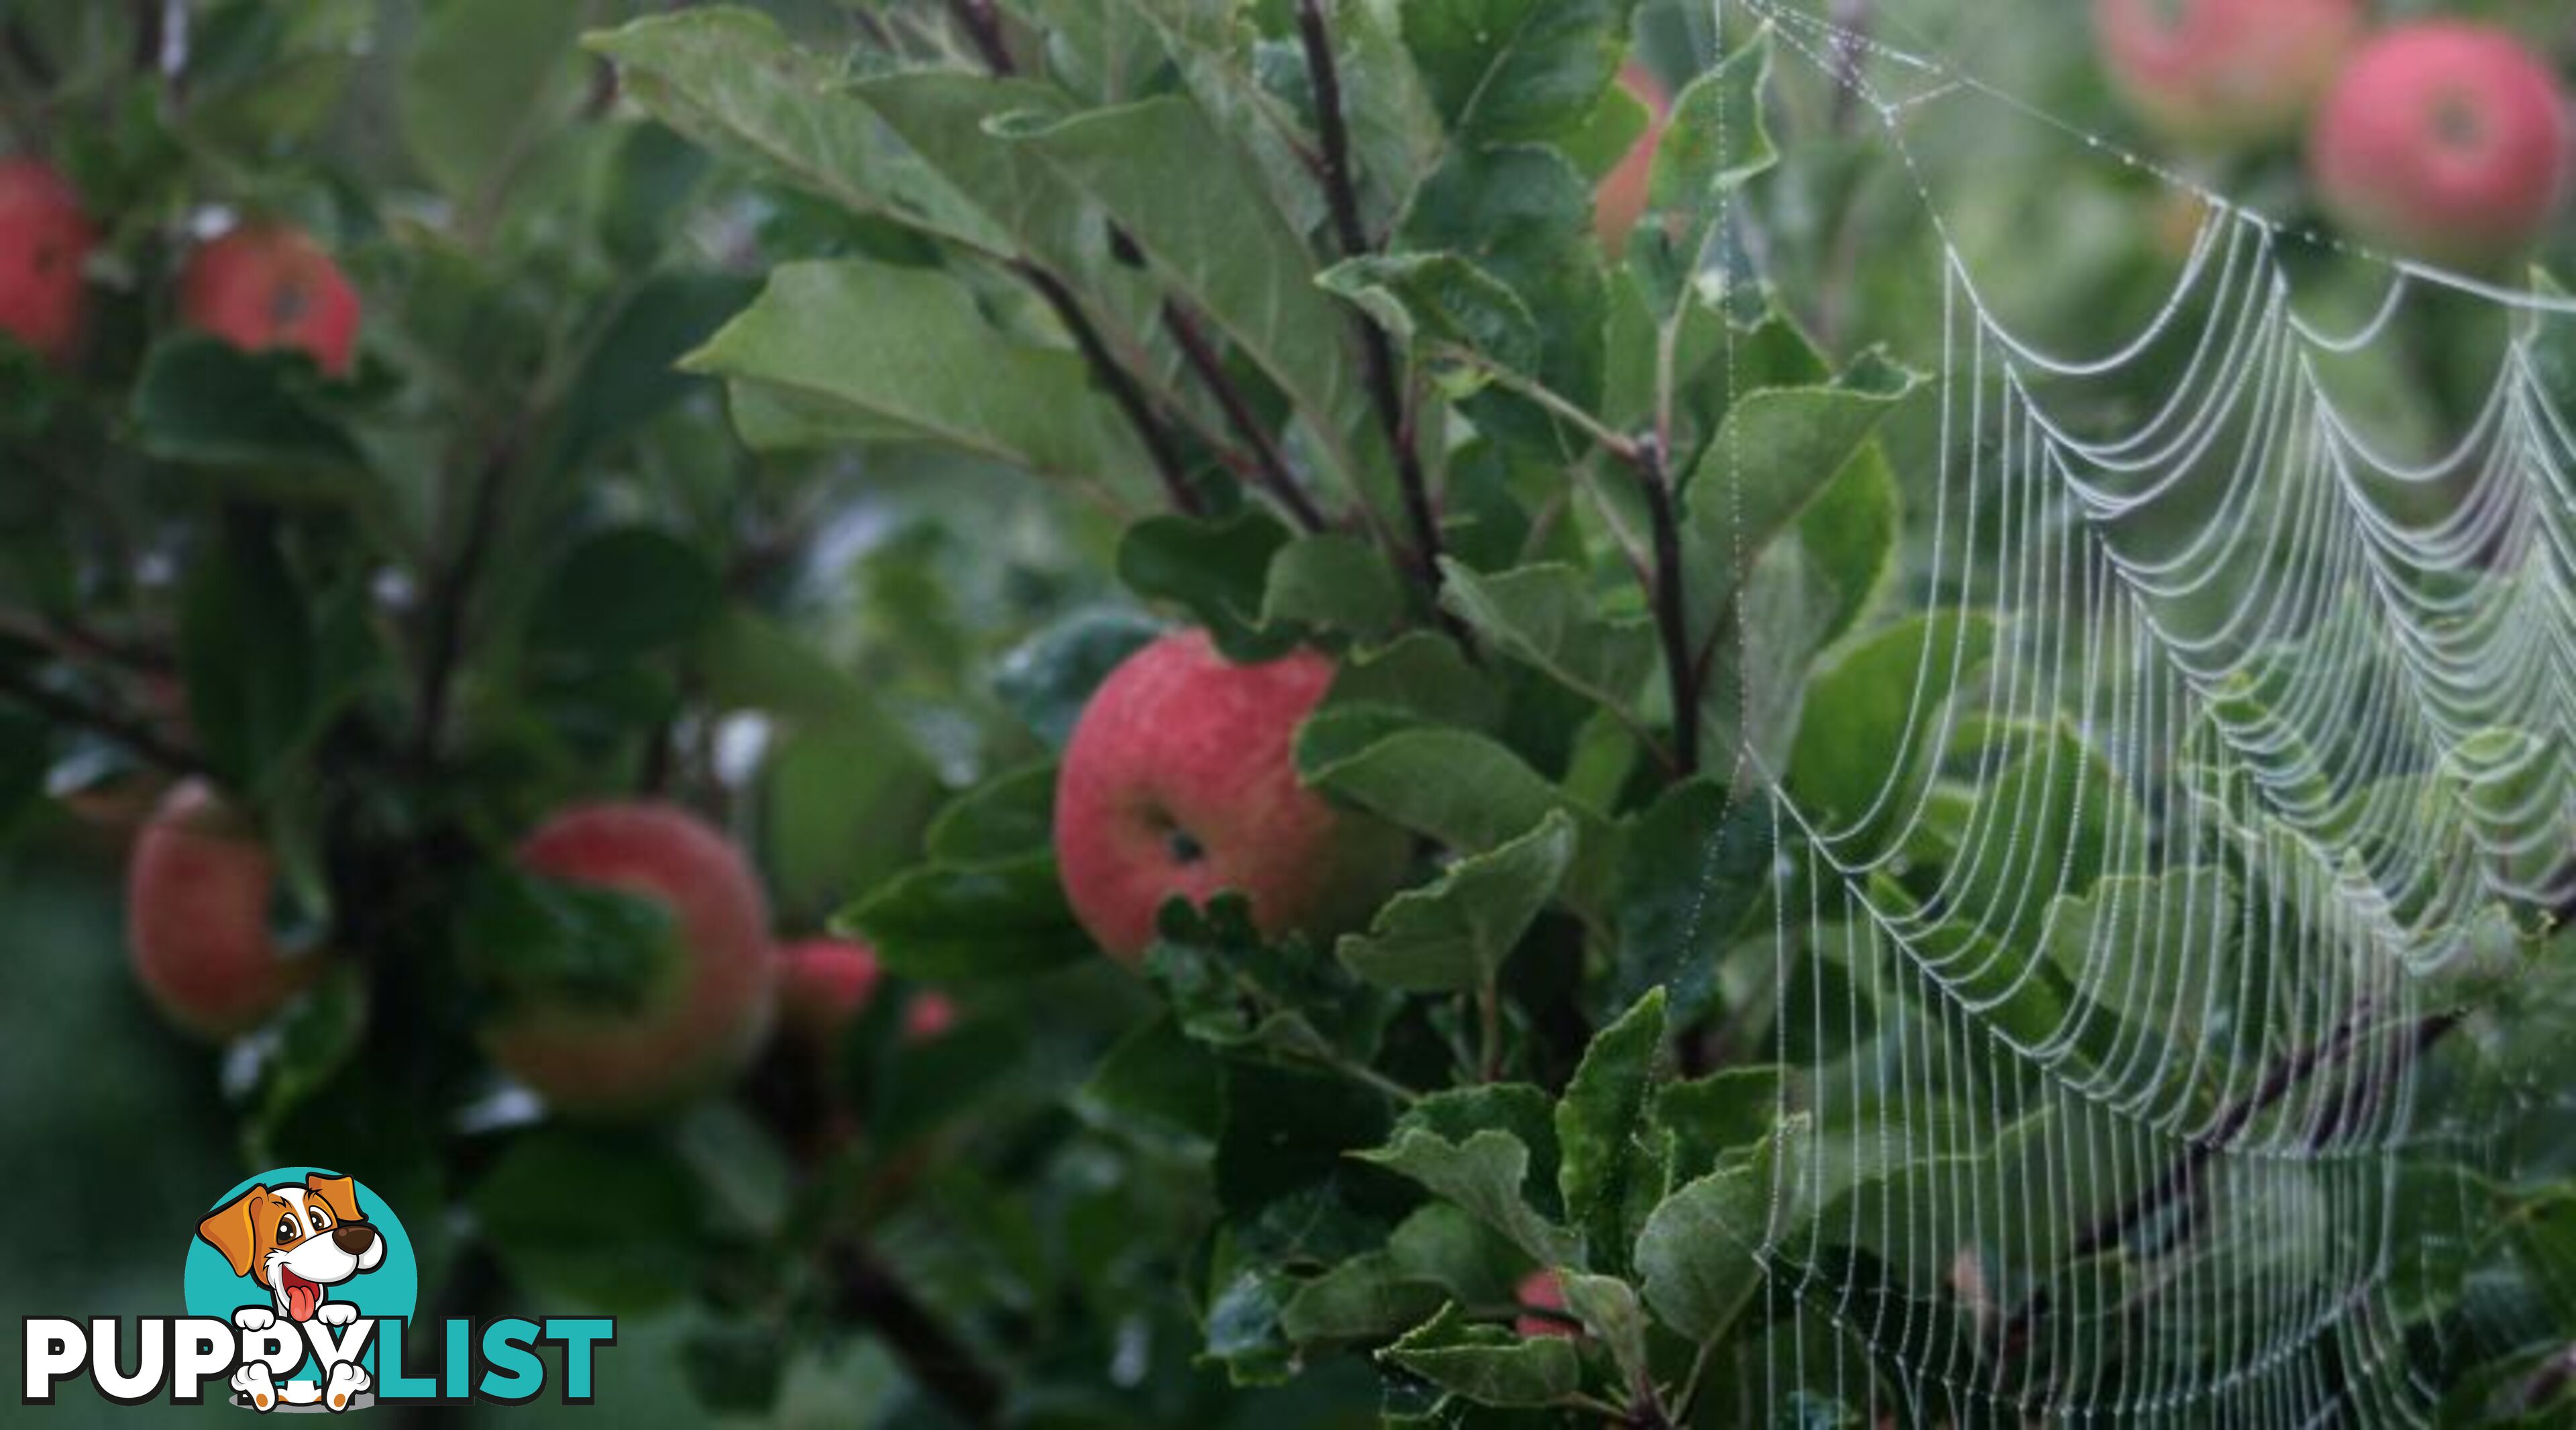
[
  {"x1": 1293, "y1": 0, "x2": 1456, "y2": 619},
  {"x1": 410, "y1": 426, "x2": 524, "y2": 769},
  {"x1": 944, "y1": 0, "x2": 1013, "y2": 76},
  {"x1": 0, "y1": 665, "x2": 203, "y2": 776},
  {"x1": 1161, "y1": 303, "x2": 1326, "y2": 531},
  {"x1": 1018, "y1": 262, "x2": 1204, "y2": 517},
  {"x1": 825, "y1": 1239, "x2": 1004, "y2": 1427}
]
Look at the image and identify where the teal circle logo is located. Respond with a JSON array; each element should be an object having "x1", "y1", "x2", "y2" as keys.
[{"x1": 183, "y1": 1167, "x2": 418, "y2": 1407}]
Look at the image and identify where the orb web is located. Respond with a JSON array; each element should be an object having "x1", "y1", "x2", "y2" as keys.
[{"x1": 1683, "y1": 2, "x2": 2576, "y2": 1423}]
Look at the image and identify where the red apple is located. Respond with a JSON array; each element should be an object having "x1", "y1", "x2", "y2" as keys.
[
  {"x1": 1595, "y1": 62, "x2": 1670, "y2": 258},
  {"x1": 1052, "y1": 630, "x2": 1408, "y2": 962},
  {"x1": 176, "y1": 222, "x2": 362, "y2": 377},
  {"x1": 903, "y1": 991, "x2": 957, "y2": 1042},
  {"x1": 485, "y1": 802, "x2": 778, "y2": 1115},
  {"x1": 0, "y1": 157, "x2": 94, "y2": 364},
  {"x1": 1514, "y1": 1269, "x2": 1576, "y2": 1339},
  {"x1": 776, "y1": 936, "x2": 885, "y2": 1048},
  {"x1": 126, "y1": 780, "x2": 317, "y2": 1039},
  {"x1": 2310, "y1": 22, "x2": 2572, "y2": 270},
  {"x1": 2094, "y1": 0, "x2": 2363, "y2": 149}
]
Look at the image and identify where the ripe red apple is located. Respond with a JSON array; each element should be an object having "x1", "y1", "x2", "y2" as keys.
[
  {"x1": 0, "y1": 157, "x2": 94, "y2": 364},
  {"x1": 2094, "y1": 0, "x2": 2363, "y2": 149},
  {"x1": 1513, "y1": 1269, "x2": 1576, "y2": 1339},
  {"x1": 1052, "y1": 630, "x2": 1409, "y2": 962},
  {"x1": 2310, "y1": 23, "x2": 2573, "y2": 270},
  {"x1": 176, "y1": 222, "x2": 362, "y2": 377},
  {"x1": 484, "y1": 802, "x2": 778, "y2": 1115},
  {"x1": 777, "y1": 936, "x2": 955, "y2": 1048},
  {"x1": 1595, "y1": 62, "x2": 1670, "y2": 258},
  {"x1": 126, "y1": 780, "x2": 317, "y2": 1039}
]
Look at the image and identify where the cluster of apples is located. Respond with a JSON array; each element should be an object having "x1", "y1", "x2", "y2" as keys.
[
  {"x1": 0, "y1": 154, "x2": 360, "y2": 373},
  {"x1": 127, "y1": 786, "x2": 951, "y2": 1115},
  {"x1": 121, "y1": 627, "x2": 1391, "y2": 1117},
  {"x1": 2096, "y1": 1, "x2": 2571, "y2": 270}
]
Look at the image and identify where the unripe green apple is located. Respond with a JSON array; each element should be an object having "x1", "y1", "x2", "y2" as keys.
[
  {"x1": 485, "y1": 802, "x2": 777, "y2": 1115},
  {"x1": 0, "y1": 157, "x2": 95, "y2": 364},
  {"x1": 1595, "y1": 62, "x2": 1670, "y2": 258},
  {"x1": 2310, "y1": 22, "x2": 2571, "y2": 270},
  {"x1": 126, "y1": 780, "x2": 317, "y2": 1039},
  {"x1": 1052, "y1": 630, "x2": 1408, "y2": 962},
  {"x1": 2094, "y1": 0, "x2": 2363, "y2": 149},
  {"x1": 177, "y1": 222, "x2": 362, "y2": 377}
]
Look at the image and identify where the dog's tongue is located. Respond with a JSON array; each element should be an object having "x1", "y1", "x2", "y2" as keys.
[{"x1": 282, "y1": 1272, "x2": 321, "y2": 1323}]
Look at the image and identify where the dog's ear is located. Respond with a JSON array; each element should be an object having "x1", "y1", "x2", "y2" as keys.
[
  {"x1": 197, "y1": 1188, "x2": 267, "y2": 1279},
  {"x1": 305, "y1": 1173, "x2": 364, "y2": 1225}
]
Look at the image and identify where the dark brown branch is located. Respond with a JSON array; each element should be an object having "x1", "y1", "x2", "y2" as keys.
[
  {"x1": 1017, "y1": 262, "x2": 1204, "y2": 517},
  {"x1": 1632, "y1": 439, "x2": 1700, "y2": 776},
  {"x1": 944, "y1": 0, "x2": 1014, "y2": 76},
  {"x1": 410, "y1": 427, "x2": 524, "y2": 769},
  {"x1": 0, "y1": 665, "x2": 203, "y2": 776},
  {"x1": 1161, "y1": 303, "x2": 1326, "y2": 531},
  {"x1": 1293, "y1": 0, "x2": 1454, "y2": 617},
  {"x1": 826, "y1": 1239, "x2": 1004, "y2": 1427}
]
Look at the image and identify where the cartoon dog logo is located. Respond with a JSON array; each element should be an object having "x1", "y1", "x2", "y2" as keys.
[{"x1": 195, "y1": 1172, "x2": 384, "y2": 1412}]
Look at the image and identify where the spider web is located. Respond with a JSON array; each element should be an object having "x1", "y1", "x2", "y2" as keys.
[{"x1": 1693, "y1": 1, "x2": 2576, "y2": 1423}]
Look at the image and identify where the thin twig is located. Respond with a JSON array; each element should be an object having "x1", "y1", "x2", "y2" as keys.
[
  {"x1": 0, "y1": 665, "x2": 203, "y2": 776},
  {"x1": 1161, "y1": 303, "x2": 1326, "y2": 531},
  {"x1": 1019, "y1": 263, "x2": 1204, "y2": 517},
  {"x1": 1293, "y1": 0, "x2": 1454, "y2": 616},
  {"x1": 944, "y1": 0, "x2": 1013, "y2": 76},
  {"x1": 1631, "y1": 438, "x2": 1701, "y2": 776}
]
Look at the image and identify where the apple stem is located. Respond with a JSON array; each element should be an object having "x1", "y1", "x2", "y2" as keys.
[{"x1": 1293, "y1": 0, "x2": 1474, "y2": 651}]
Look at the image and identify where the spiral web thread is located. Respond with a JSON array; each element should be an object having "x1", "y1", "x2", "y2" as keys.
[{"x1": 1693, "y1": 1, "x2": 2576, "y2": 1423}]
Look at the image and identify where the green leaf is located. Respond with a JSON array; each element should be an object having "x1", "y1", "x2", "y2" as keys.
[
  {"x1": 1401, "y1": 146, "x2": 1605, "y2": 452},
  {"x1": 1218, "y1": 1057, "x2": 1395, "y2": 1215},
  {"x1": 1004, "y1": 96, "x2": 1364, "y2": 472},
  {"x1": 1680, "y1": 378, "x2": 1915, "y2": 650},
  {"x1": 845, "y1": 70, "x2": 1090, "y2": 274},
  {"x1": 1397, "y1": 1083, "x2": 1564, "y2": 1217},
  {"x1": 1360, "y1": 1127, "x2": 1574, "y2": 1266},
  {"x1": 587, "y1": 8, "x2": 994, "y2": 248},
  {"x1": 1146, "y1": 895, "x2": 1399, "y2": 1066},
  {"x1": 458, "y1": 866, "x2": 676, "y2": 1009},
  {"x1": 1279, "y1": 1254, "x2": 1453, "y2": 1344},
  {"x1": 1299, "y1": 721, "x2": 1562, "y2": 853},
  {"x1": 1656, "y1": 1066, "x2": 1787, "y2": 1182},
  {"x1": 1319, "y1": 631, "x2": 1503, "y2": 733},
  {"x1": 687, "y1": 260, "x2": 1156, "y2": 495},
  {"x1": 923, "y1": 763, "x2": 1057, "y2": 868},
  {"x1": 1263, "y1": 533, "x2": 1407, "y2": 642},
  {"x1": 1381, "y1": 1302, "x2": 1579, "y2": 1407},
  {"x1": 1787, "y1": 613, "x2": 1998, "y2": 846},
  {"x1": 1318, "y1": 253, "x2": 1540, "y2": 397},
  {"x1": 1631, "y1": 36, "x2": 1776, "y2": 312},
  {"x1": 1116, "y1": 509, "x2": 1297, "y2": 660},
  {"x1": 993, "y1": 609, "x2": 1164, "y2": 749},
  {"x1": 1439, "y1": 559, "x2": 1656, "y2": 715},
  {"x1": 528, "y1": 527, "x2": 723, "y2": 661},
  {"x1": 1403, "y1": 0, "x2": 1638, "y2": 146},
  {"x1": 756, "y1": 722, "x2": 945, "y2": 926},
  {"x1": 1075, "y1": 1013, "x2": 1223, "y2": 1157},
  {"x1": 839, "y1": 856, "x2": 1089, "y2": 981},
  {"x1": 1338, "y1": 811, "x2": 1576, "y2": 992},
  {"x1": 555, "y1": 272, "x2": 759, "y2": 469},
  {"x1": 1796, "y1": 445, "x2": 1902, "y2": 648},
  {"x1": 1614, "y1": 778, "x2": 1766, "y2": 1019},
  {"x1": 1634, "y1": 1113, "x2": 1813, "y2": 1343},
  {"x1": 1558, "y1": 1271, "x2": 1652, "y2": 1391},
  {"x1": 132, "y1": 336, "x2": 363, "y2": 483},
  {"x1": 1556, "y1": 990, "x2": 1667, "y2": 1274},
  {"x1": 472, "y1": 1129, "x2": 702, "y2": 1313},
  {"x1": 402, "y1": 0, "x2": 584, "y2": 201}
]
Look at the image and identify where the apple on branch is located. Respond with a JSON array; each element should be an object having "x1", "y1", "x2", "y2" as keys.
[{"x1": 1052, "y1": 630, "x2": 1409, "y2": 962}]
